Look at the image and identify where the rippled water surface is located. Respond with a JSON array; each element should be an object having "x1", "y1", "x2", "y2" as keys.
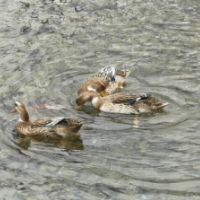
[{"x1": 1, "y1": 0, "x2": 200, "y2": 199}]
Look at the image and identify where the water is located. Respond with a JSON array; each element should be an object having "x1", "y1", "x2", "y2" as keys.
[{"x1": 1, "y1": 0, "x2": 200, "y2": 199}]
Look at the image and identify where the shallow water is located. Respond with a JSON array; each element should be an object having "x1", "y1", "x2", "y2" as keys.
[{"x1": 1, "y1": 0, "x2": 200, "y2": 199}]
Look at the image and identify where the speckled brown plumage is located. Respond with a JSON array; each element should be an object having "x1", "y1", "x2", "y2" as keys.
[
  {"x1": 132, "y1": 96, "x2": 168, "y2": 112},
  {"x1": 103, "y1": 93, "x2": 139, "y2": 104},
  {"x1": 115, "y1": 69, "x2": 131, "y2": 78},
  {"x1": 76, "y1": 91, "x2": 139, "y2": 114},
  {"x1": 76, "y1": 91, "x2": 168, "y2": 114},
  {"x1": 12, "y1": 101, "x2": 85, "y2": 137},
  {"x1": 77, "y1": 76, "x2": 109, "y2": 96},
  {"x1": 89, "y1": 67, "x2": 131, "y2": 94}
]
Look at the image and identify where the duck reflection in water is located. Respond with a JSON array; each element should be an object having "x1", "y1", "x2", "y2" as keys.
[{"x1": 13, "y1": 132, "x2": 84, "y2": 151}]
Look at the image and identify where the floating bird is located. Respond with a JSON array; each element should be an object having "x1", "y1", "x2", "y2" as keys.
[
  {"x1": 95, "y1": 66, "x2": 131, "y2": 86},
  {"x1": 78, "y1": 66, "x2": 131, "y2": 97},
  {"x1": 77, "y1": 76, "x2": 110, "y2": 97},
  {"x1": 12, "y1": 101, "x2": 85, "y2": 137},
  {"x1": 76, "y1": 91, "x2": 168, "y2": 114}
]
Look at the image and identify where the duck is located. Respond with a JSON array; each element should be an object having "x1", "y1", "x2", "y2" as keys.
[
  {"x1": 115, "y1": 69, "x2": 131, "y2": 88},
  {"x1": 78, "y1": 66, "x2": 131, "y2": 97},
  {"x1": 77, "y1": 76, "x2": 110, "y2": 97},
  {"x1": 95, "y1": 66, "x2": 131, "y2": 93},
  {"x1": 12, "y1": 101, "x2": 85, "y2": 137},
  {"x1": 75, "y1": 91, "x2": 168, "y2": 114}
]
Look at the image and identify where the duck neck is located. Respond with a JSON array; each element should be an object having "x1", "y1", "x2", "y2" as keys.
[{"x1": 20, "y1": 107, "x2": 30, "y2": 122}]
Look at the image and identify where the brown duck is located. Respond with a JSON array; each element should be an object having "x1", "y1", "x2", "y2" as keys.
[
  {"x1": 12, "y1": 101, "x2": 85, "y2": 137},
  {"x1": 76, "y1": 91, "x2": 168, "y2": 114},
  {"x1": 77, "y1": 76, "x2": 110, "y2": 97},
  {"x1": 78, "y1": 66, "x2": 131, "y2": 97}
]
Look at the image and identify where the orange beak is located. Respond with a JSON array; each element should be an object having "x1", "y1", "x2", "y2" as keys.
[
  {"x1": 100, "y1": 90, "x2": 107, "y2": 97},
  {"x1": 11, "y1": 108, "x2": 17, "y2": 113}
]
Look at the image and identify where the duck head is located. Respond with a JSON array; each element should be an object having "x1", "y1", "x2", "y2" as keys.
[{"x1": 12, "y1": 101, "x2": 30, "y2": 122}]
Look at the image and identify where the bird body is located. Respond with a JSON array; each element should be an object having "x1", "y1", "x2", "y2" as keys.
[
  {"x1": 76, "y1": 91, "x2": 168, "y2": 114},
  {"x1": 77, "y1": 76, "x2": 109, "y2": 96},
  {"x1": 78, "y1": 66, "x2": 131, "y2": 96},
  {"x1": 12, "y1": 101, "x2": 85, "y2": 137}
]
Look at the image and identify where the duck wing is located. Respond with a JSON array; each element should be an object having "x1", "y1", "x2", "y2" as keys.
[
  {"x1": 104, "y1": 93, "x2": 139, "y2": 104},
  {"x1": 45, "y1": 117, "x2": 66, "y2": 127},
  {"x1": 50, "y1": 118, "x2": 86, "y2": 135},
  {"x1": 96, "y1": 66, "x2": 115, "y2": 78},
  {"x1": 15, "y1": 121, "x2": 56, "y2": 137},
  {"x1": 132, "y1": 95, "x2": 169, "y2": 112},
  {"x1": 31, "y1": 118, "x2": 52, "y2": 128},
  {"x1": 139, "y1": 96, "x2": 164, "y2": 106},
  {"x1": 20, "y1": 118, "x2": 85, "y2": 137},
  {"x1": 46, "y1": 118, "x2": 85, "y2": 131},
  {"x1": 78, "y1": 77, "x2": 109, "y2": 95}
]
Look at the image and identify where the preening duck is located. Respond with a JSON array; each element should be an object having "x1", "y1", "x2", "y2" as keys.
[
  {"x1": 95, "y1": 66, "x2": 131, "y2": 89},
  {"x1": 77, "y1": 76, "x2": 110, "y2": 97},
  {"x1": 78, "y1": 66, "x2": 131, "y2": 97}
]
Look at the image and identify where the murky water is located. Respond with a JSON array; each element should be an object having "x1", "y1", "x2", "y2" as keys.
[{"x1": 1, "y1": 0, "x2": 200, "y2": 199}]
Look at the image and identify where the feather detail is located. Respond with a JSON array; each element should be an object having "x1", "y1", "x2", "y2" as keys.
[
  {"x1": 100, "y1": 103, "x2": 139, "y2": 114},
  {"x1": 12, "y1": 101, "x2": 85, "y2": 137},
  {"x1": 98, "y1": 66, "x2": 116, "y2": 78},
  {"x1": 115, "y1": 69, "x2": 131, "y2": 77},
  {"x1": 78, "y1": 77, "x2": 109, "y2": 96},
  {"x1": 76, "y1": 91, "x2": 168, "y2": 114},
  {"x1": 89, "y1": 67, "x2": 131, "y2": 94},
  {"x1": 45, "y1": 117, "x2": 66, "y2": 127}
]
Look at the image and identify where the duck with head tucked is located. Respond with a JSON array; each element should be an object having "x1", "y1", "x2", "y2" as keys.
[
  {"x1": 12, "y1": 101, "x2": 85, "y2": 137},
  {"x1": 96, "y1": 66, "x2": 131, "y2": 89},
  {"x1": 76, "y1": 91, "x2": 168, "y2": 114},
  {"x1": 78, "y1": 76, "x2": 110, "y2": 97},
  {"x1": 78, "y1": 66, "x2": 131, "y2": 97}
]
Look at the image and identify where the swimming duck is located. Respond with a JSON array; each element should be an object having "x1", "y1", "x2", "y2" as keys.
[
  {"x1": 95, "y1": 66, "x2": 131, "y2": 93},
  {"x1": 76, "y1": 91, "x2": 168, "y2": 114},
  {"x1": 96, "y1": 66, "x2": 130, "y2": 82},
  {"x1": 78, "y1": 66, "x2": 131, "y2": 97},
  {"x1": 78, "y1": 76, "x2": 110, "y2": 97},
  {"x1": 12, "y1": 101, "x2": 85, "y2": 137}
]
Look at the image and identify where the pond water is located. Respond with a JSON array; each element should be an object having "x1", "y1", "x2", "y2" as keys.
[{"x1": 1, "y1": 0, "x2": 200, "y2": 199}]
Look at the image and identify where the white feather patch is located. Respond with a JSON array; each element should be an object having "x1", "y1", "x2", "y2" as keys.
[
  {"x1": 92, "y1": 97, "x2": 99, "y2": 106},
  {"x1": 99, "y1": 66, "x2": 116, "y2": 77},
  {"x1": 15, "y1": 101, "x2": 21, "y2": 106},
  {"x1": 137, "y1": 107, "x2": 150, "y2": 113},
  {"x1": 87, "y1": 86, "x2": 96, "y2": 92}
]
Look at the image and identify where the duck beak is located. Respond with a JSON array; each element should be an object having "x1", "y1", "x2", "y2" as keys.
[
  {"x1": 11, "y1": 108, "x2": 17, "y2": 113},
  {"x1": 101, "y1": 90, "x2": 107, "y2": 97}
]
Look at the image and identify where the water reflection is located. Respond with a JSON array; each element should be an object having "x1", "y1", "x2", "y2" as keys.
[{"x1": 13, "y1": 132, "x2": 84, "y2": 151}]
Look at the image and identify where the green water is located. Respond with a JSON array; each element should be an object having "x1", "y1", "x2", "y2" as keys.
[{"x1": 1, "y1": 0, "x2": 200, "y2": 199}]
